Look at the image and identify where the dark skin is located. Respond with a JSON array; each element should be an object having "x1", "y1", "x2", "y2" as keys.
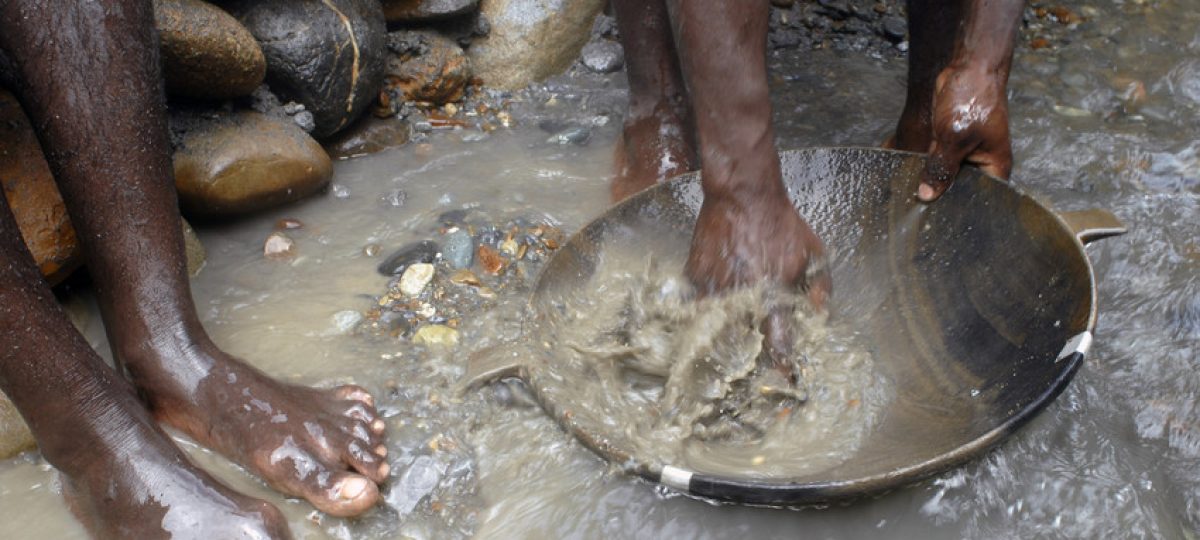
[
  {"x1": 0, "y1": 0, "x2": 1021, "y2": 537},
  {"x1": 0, "y1": 1, "x2": 389, "y2": 537},
  {"x1": 612, "y1": 0, "x2": 1022, "y2": 374}
]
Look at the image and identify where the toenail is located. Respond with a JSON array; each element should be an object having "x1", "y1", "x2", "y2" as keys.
[
  {"x1": 379, "y1": 463, "x2": 391, "y2": 477},
  {"x1": 374, "y1": 445, "x2": 387, "y2": 457},
  {"x1": 371, "y1": 419, "x2": 385, "y2": 433},
  {"x1": 338, "y1": 477, "x2": 370, "y2": 500}
]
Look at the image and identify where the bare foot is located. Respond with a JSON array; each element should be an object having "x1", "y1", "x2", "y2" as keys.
[
  {"x1": 611, "y1": 106, "x2": 697, "y2": 202},
  {"x1": 56, "y1": 389, "x2": 290, "y2": 539},
  {"x1": 126, "y1": 340, "x2": 389, "y2": 517}
]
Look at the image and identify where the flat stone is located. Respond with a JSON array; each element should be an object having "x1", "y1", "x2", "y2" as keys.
[
  {"x1": 385, "y1": 454, "x2": 445, "y2": 515},
  {"x1": 399, "y1": 263, "x2": 435, "y2": 296},
  {"x1": 154, "y1": 0, "x2": 265, "y2": 99},
  {"x1": 0, "y1": 90, "x2": 81, "y2": 284},
  {"x1": 442, "y1": 228, "x2": 474, "y2": 269},
  {"x1": 468, "y1": 0, "x2": 606, "y2": 90},
  {"x1": 226, "y1": 0, "x2": 387, "y2": 138},
  {"x1": 412, "y1": 324, "x2": 460, "y2": 347},
  {"x1": 382, "y1": 0, "x2": 479, "y2": 22},
  {"x1": 384, "y1": 30, "x2": 472, "y2": 106},
  {"x1": 378, "y1": 240, "x2": 439, "y2": 275},
  {"x1": 171, "y1": 111, "x2": 332, "y2": 218}
]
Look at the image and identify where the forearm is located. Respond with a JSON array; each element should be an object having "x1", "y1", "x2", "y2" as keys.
[{"x1": 949, "y1": 0, "x2": 1024, "y2": 75}]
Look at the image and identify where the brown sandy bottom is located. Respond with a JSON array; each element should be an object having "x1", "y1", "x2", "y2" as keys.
[{"x1": 539, "y1": 249, "x2": 889, "y2": 479}]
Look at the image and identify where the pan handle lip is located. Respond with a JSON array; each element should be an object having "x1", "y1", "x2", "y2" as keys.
[{"x1": 1058, "y1": 209, "x2": 1127, "y2": 244}]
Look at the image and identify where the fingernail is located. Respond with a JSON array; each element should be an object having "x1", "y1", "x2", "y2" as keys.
[
  {"x1": 918, "y1": 183, "x2": 935, "y2": 201},
  {"x1": 374, "y1": 445, "x2": 388, "y2": 457},
  {"x1": 371, "y1": 419, "x2": 386, "y2": 433},
  {"x1": 338, "y1": 477, "x2": 369, "y2": 500}
]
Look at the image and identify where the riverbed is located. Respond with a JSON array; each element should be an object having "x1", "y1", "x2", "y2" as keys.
[{"x1": 1, "y1": 1, "x2": 1197, "y2": 538}]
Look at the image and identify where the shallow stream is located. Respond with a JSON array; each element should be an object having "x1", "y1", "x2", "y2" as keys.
[{"x1": 1, "y1": 1, "x2": 1198, "y2": 538}]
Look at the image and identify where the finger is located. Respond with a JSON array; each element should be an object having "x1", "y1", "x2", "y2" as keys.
[
  {"x1": 919, "y1": 138, "x2": 972, "y2": 202},
  {"x1": 969, "y1": 140, "x2": 1013, "y2": 181},
  {"x1": 761, "y1": 306, "x2": 798, "y2": 385}
]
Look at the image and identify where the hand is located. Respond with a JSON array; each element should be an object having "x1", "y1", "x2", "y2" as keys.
[
  {"x1": 886, "y1": 65, "x2": 1013, "y2": 202},
  {"x1": 684, "y1": 191, "x2": 830, "y2": 381}
]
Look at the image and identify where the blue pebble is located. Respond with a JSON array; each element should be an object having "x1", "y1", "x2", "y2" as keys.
[{"x1": 443, "y1": 229, "x2": 474, "y2": 269}]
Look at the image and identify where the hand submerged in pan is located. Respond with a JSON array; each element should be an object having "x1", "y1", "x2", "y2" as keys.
[{"x1": 684, "y1": 187, "x2": 830, "y2": 383}]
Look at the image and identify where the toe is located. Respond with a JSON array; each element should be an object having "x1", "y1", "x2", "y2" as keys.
[
  {"x1": 316, "y1": 472, "x2": 381, "y2": 518},
  {"x1": 342, "y1": 401, "x2": 377, "y2": 424},
  {"x1": 334, "y1": 385, "x2": 374, "y2": 407},
  {"x1": 343, "y1": 439, "x2": 390, "y2": 483}
]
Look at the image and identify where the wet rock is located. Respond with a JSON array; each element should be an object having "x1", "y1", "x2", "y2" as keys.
[
  {"x1": 382, "y1": 0, "x2": 479, "y2": 22},
  {"x1": 468, "y1": 0, "x2": 606, "y2": 90},
  {"x1": 324, "y1": 116, "x2": 411, "y2": 159},
  {"x1": 263, "y1": 232, "x2": 296, "y2": 259},
  {"x1": 0, "y1": 90, "x2": 81, "y2": 284},
  {"x1": 579, "y1": 40, "x2": 623, "y2": 74},
  {"x1": 476, "y1": 244, "x2": 504, "y2": 275},
  {"x1": 379, "y1": 240, "x2": 439, "y2": 275},
  {"x1": 880, "y1": 15, "x2": 906, "y2": 42},
  {"x1": 412, "y1": 324, "x2": 460, "y2": 347},
  {"x1": 275, "y1": 218, "x2": 304, "y2": 230},
  {"x1": 332, "y1": 310, "x2": 364, "y2": 333},
  {"x1": 364, "y1": 243, "x2": 382, "y2": 257},
  {"x1": 181, "y1": 219, "x2": 206, "y2": 276},
  {"x1": 400, "y1": 263, "x2": 436, "y2": 296},
  {"x1": 442, "y1": 228, "x2": 474, "y2": 269},
  {"x1": 546, "y1": 125, "x2": 591, "y2": 146},
  {"x1": 226, "y1": 0, "x2": 387, "y2": 138},
  {"x1": 154, "y1": 0, "x2": 265, "y2": 99},
  {"x1": 386, "y1": 454, "x2": 445, "y2": 515},
  {"x1": 0, "y1": 393, "x2": 33, "y2": 460},
  {"x1": 381, "y1": 189, "x2": 409, "y2": 208},
  {"x1": 384, "y1": 31, "x2": 472, "y2": 106},
  {"x1": 171, "y1": 111, "x2": 332, "y2": 217},
  {"x1": 378, "y1": 310, "x2": 412, "y2": 334},
  {"x1": 448, "y1": 268, "x2": 482, "y2": 286}
]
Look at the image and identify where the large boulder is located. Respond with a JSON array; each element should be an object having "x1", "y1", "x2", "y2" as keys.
[
  {"x1": 171, "y1": 111, "x2": 332, "y2": 217},
  {"x1": 381, "y1": 0, "x2": 479, "y2": 22},
  {"x1": 467, "y1": 0, "x2": 605, "y2": 90},
  {"x1": 0, "y1": 90, "x2": 81, "y2": 284},
  {"x1": 154, "y1": 0, "x2": 266, "y2": 99},
  {"x1": 226, "y1": 0, "x2": 388, "y2": 138},
  {"x1": 384, "y1": 30, "x2": 471, "y2": 105}
]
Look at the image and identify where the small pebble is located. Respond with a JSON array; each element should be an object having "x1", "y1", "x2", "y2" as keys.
[
  {"x1": 412, "y1": 324, "x2": 460, "y2": 347},
  {"x1": 264, "y1": 232, "x2": 295, "y2": 259},
  {"x1": 443, "y1": 229, "x2": 475, "y2": 269},
  {"x1": 276, "y1": 218, "x2": 304, "y2": 230},
  {"x1": 399, "y1": 263, "x2": 435, "y2": 296},
  {"x1": 331, "y1": 310, "x2": 363, "y2": 334},
  {"x1": 477, "y1": 245, "x2": 504, "y2": 275}
]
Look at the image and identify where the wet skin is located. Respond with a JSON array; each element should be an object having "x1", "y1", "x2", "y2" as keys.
[
  {"x1": 611, "y1": 0, "x2": 1021, "y2": 376},
  {"x1": 0, "y1": 1, "x2": 387, "y2": 537}
]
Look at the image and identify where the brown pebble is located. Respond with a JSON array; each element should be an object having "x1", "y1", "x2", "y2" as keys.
[
  {"x1": 477, "y1": 244, "x2": 504, "y2": 275},
  {"x1": 363, "y1": 243, "x2": 381, "y2": 257},
  {"x1": 276, "y1": 217, "x2": 304, "y2": 230},
  {"x1": 1030, "y1": 37, "x2": 1051, "y2": 50},
  {"x1": 263, "y1": 232, "x2": 295, "y2": 259},
  {"x1": 1050, "y1": 6, "x2": 1078, "y2": 24},
  {"x1": 449, "y1": 269, "x2": 482, "y2": 286}
]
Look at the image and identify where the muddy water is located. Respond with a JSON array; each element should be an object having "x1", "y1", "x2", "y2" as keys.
[{"x1": 2, "y1": 0, "x2": 1199, "y2": 537}]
